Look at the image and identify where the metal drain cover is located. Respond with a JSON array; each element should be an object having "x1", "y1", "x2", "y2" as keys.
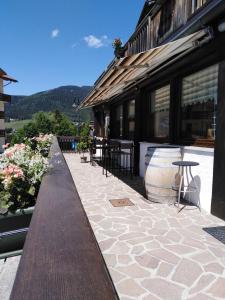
[{"x1": 109, "y1": 198, "x2": 134, "y2": 207}]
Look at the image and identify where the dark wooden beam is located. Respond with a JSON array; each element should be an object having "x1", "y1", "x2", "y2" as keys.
[
  {"x1": 211, "y1": 61, "x2": 225, "y2": 221},
  {"x1": 10, "y1": 138, "x2": 119, "y2": 300}
]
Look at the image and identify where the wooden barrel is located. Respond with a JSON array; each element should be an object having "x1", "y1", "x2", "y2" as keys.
[{"x1": 145, "y1": 146, "x2": 181, "y2": 204}]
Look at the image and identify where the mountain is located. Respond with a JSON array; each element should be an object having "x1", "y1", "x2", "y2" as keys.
[{"x1": 5, "y1": 85, "x2": 93, "y2": 121}]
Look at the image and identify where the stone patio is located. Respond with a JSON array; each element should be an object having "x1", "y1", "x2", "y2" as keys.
[
  {"x1": 0, "y1": 256, "x2": 20, "y2": 300},
  {"x1": 65, "y1": 153, "x2": 225, "y2": 300}
]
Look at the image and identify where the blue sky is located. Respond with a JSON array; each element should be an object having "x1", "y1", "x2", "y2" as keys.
[{"x1": 2, "y1": 0, "x2": 144, "y2": 95}]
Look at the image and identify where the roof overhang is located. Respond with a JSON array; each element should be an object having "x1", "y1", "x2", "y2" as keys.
[
  {"x1": 80, "y1": 28, "x2": 212, "y2": 109},
  {"x1": 0, "y1": 74, "x2": 18, "y2": 83}
]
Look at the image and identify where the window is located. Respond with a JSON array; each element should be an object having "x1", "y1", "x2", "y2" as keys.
[
  {"x1": 192, "y1": 0, "x2": 208, "y2": 13},
  {"x1": 127, "y1": 100, "x2": 135, "y2": 139},
  {"x1": 150, "y1": 85, "x2": 170, "y2": 138},
  {"x1": 158, "y1": 0, "x2": 175, "y2": 39},
  {"x1": 181, "y1": 64, "x2": 218, "y2": 142},
  {"x1": 116, "y1": 105, "x2": 123, "y2": 138}
]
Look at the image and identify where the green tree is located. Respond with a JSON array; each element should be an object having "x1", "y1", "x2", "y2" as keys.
[{"x1": 33, "y1": 112, "x2": 53, "y2": 134}]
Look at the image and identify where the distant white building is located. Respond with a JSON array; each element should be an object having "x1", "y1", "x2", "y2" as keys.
[{"x1": 0, "y1": 68, "x2": 17, "y2": 152}]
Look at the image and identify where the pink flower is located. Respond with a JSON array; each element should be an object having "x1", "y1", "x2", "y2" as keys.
[{"x1": 2, "y1": 143, "x2": 10, "y2": 149}]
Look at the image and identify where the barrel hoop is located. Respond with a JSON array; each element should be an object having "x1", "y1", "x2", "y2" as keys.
[
  {"x1": 145, "y1": 155, "x2": 181, "y2": 159},
  {"x1": 145, "y1": 163, "x2": 178, "y2": 168},
  {"x1": 145, "y1": 182, "x2": 174, "y2": 189},
  {"x1": 147, "y1": 194, "x2": 177, "y2": 201},
  {"x1": 146, "y1": 192, "x2": 176, "y2": 200}
]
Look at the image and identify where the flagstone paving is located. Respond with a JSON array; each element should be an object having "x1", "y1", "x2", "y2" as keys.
[
  {"x1": 65, "y1": 153, "x2": 225, "y2": 300},
  {"x1": 0, "y1": 256, "x2": 20, "y2": 300}
]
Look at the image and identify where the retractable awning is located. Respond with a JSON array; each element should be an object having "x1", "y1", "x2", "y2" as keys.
[
  {"x1": 0, "y1": 74, "x2": 18, "y2": 83},
  {"x1": 80, "y1": 29, "x2": 212, "y2": 109},
  {"x1": 0, "y1": 68, "x2": 17, "y2": 83}
]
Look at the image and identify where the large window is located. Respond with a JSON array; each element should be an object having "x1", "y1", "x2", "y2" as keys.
[
  {"x1": 116, "y1": 104, "x2": 123, "y2": 138},
  {"x1": 191, "y1": 0, "x2": 208, "y2": 13},
  {"x1": 127, "y1": 100, "x2": 135, "y2": 139},
  {"x1": 151, "y1": 85, "x2": 170, "y2": 138},
  {"x1": 181, "y1": 64, "x2": 218, "y2": 142}
]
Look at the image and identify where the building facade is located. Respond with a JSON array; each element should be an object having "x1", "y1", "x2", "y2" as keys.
[
  {"x1": 81, "y1": 0, "x2": 225, "y2": 220},
  {"x1": 0, "y1": 69, "x2": 17, "y2": 152}
]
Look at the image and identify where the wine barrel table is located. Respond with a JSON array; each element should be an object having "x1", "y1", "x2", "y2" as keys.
[{"x1": 145, "y1": 146, "x2": 181, "y2": 204}]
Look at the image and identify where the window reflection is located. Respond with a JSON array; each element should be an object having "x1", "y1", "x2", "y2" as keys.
[
  {"x1": 151, "y1": 85, "x2": 170, "y2": 138},
  {"x1": 181, "y1": 64, "x2": 218, "y2": 141}
]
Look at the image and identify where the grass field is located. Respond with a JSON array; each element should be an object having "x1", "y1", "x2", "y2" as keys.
[{"x1": 5, "y1": 119, "x2": 31, "y2": 130}]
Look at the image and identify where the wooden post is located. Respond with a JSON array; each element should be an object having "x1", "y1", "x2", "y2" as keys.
[{"x1": 211, "y1": 61, "x2": 225, "y2": 220}]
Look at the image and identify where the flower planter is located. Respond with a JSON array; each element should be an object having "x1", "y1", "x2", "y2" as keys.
[
  {"x1": 114, "y1": 48, "x2": 124, "y2": 59},
  {"x1": 0, "y1": 206, "x2": 34, "y2": 259}
]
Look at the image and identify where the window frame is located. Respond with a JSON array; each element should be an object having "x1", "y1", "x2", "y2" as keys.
[{"x1": 177, "y1": 63, "x2": 219, "y2": 147}]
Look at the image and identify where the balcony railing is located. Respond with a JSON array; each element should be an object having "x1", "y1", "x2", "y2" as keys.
[
  {"x1": 10, "y1": 137, "x2": 118, "y2": 300},
  {"x1": 0, "y1": 93, "x2": 11, "y2": 103}
]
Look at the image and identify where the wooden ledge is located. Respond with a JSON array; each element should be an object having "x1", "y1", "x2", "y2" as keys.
[{"x1": 10, "y1": 137, "x2": 118, "y2": 300}]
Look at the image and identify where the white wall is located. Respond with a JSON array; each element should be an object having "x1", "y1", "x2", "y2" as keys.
[{"x1": 140, "y1": 142, "x2": 214, "y2": 214}]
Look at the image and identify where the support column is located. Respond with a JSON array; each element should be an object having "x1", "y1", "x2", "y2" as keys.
[{"x1": 211, "y1": 61, "x2": 225, "y2": 220}]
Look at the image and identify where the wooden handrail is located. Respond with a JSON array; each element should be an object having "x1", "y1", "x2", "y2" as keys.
[{"x1": 10, "y1": 137, "x2": 118, "y2": 300}]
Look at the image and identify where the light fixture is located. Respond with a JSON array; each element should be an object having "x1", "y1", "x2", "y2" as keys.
[{"x1": 218, "y1": 21, "x2": 225, "y2": 33}]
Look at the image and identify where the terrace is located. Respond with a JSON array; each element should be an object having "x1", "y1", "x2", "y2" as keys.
[{"x1": 1, "y1": 138, "x2": 225, "y2": 300}]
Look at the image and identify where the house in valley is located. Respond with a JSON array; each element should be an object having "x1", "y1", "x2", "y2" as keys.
[
  {"x1": 0, "y1": 68, "x2": 17, "y2": 152},
  {"x1": 80, "y1": 0, "x2": 225, "y2": 220}
]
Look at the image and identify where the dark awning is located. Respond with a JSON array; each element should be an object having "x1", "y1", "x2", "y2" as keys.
[
  {"x1": 80, "y1": 29, "x2": 212, "y2": 109},
  {"x1": 0, "y1": 74, "x2": 18, "y2": 83}
]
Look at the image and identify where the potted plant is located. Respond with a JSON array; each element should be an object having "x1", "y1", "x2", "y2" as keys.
[
  {"x1": 77, "y1": 141, "x2": 88, "y2": 163},
  {"x1": 0, "y1": 135, "x2": 52, "y2": 258},
  {"x1": 112, "y1": 38, "x2": 124, "y2": 59}
]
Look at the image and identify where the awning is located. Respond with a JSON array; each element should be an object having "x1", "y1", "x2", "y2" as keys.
[
  {"x1": 0, "y1": 74, "x2": 18, "y2": 83},
  {"x1": 1, "y1": 74, "x2": 18, "y2": 82},
  {"x1": 80, "y1": 29, "x2": 212, "y2": 109}
]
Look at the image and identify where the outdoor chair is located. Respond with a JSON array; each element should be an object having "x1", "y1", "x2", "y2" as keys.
[{"x1": 90, "y1": 139, "x2": 106, "y2": 165}]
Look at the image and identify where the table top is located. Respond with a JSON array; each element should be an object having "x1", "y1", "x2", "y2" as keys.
[{"x1": 172, "y1": 161, "x2": 199, "y2": 167}]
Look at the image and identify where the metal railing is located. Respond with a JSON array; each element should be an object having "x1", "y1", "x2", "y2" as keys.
[
  {"x1": 57, "y1": 136, "x2": 79, "y2": 152},
  {"x1": 91, "y1": 140, "x2": 134, "y2": 178}
]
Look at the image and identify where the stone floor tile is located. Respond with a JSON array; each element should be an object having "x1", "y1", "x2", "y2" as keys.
[
  {"x1": 143, "y1": 294, "x2": 161, "y2": 300},
  {"x1": 165, "y1": 244, "x2": 197, "y2": 255},
  {"x1": 191, "y1": 251, "x2": 216, "y2": 264},
  {"x1": 119, "y1": 232, "x2": 146, "y2": 241},
  {"x1": 118, "y1": 255, "x2": 133, "y2": 265},
  {"x1": 165, "y1": 230, "x2": 182, "y2": 243},
  {"x1": 189, "y1": 273, "x2": 216, "y2": 294},
  {"x1": 156, "y1": 262, "x2": 174, "y2": 278},
  {"x1": 116, "y1": 279, "x2": 147, "y2": 298},
  {"x1": 110, "y1": 241, "x2": 130, "y2": 254},
  {"x1": 135, "y1": 254, "x2": 160, "y2": 269},
  {"x1": 149, "y1": 248, "x2": 180, "y2": 265},
  {"x1": 142, "y1": 278, "x2": 184, "y2": 300},
  {"x1": 172, "y1": 258, "x2": 203, "y2": 286},
  {"x1": 206, "y1": 277, "x2": 225, "y2": 298},
  {"x1": 131, "y1": 245, "x2": 145, "y2": 255},
  {"x1": 103, "y1": 253, "x2": 117, "y2": 267},
  {"x1": 204, "y1": 262, "x2": 224, "y2": 275},
  {"x1": 109, "y1": 267, "x2": 126, "y2": 284},
  {"x1": 117, "y1": 263, "x2": 150, "y2": 278},
  {"x1": 98, "y1": 238, "x2": 117, "y2": 252},
  {"x1": 145, "y1": 240, "x2": 161, "y2": 250},
  {"x1": 187, "y1": 293, "x2": 217, "y2": 300}
]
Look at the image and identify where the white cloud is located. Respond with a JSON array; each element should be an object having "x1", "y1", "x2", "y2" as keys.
[
  {"x1": 51, "y1": 29, "x2": 60, "y2": 38},
  {"x1": 83, "y1": 35, "x2": 110, "y2": 48},
  {"x1": 71, "y1": 43, "x2": 77, "y2": 48}
]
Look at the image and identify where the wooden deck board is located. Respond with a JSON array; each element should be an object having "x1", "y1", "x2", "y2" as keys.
[{"x1": 10, "y1": 138, "x2": 118, "y2": 300}]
